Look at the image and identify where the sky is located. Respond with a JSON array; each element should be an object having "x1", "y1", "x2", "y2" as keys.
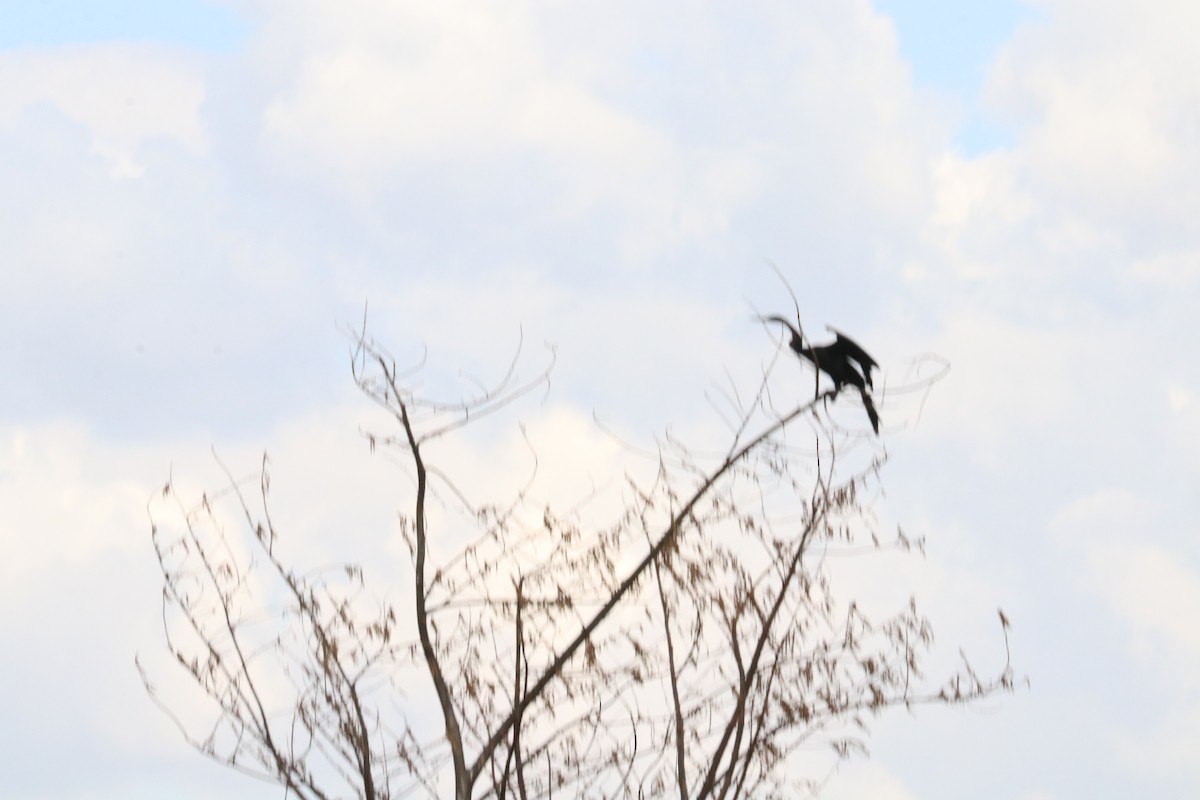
[{"x1": 1, "y1": 0, "x2": 1198, "y2": 798}]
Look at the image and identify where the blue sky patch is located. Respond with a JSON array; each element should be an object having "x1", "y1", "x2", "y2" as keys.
[
  {"x1": 0, "y1": 0, "x2": 249, "y2": 52},
  {"x1": 877, "y1": 0, "x2": 1043, "y2": 154}
]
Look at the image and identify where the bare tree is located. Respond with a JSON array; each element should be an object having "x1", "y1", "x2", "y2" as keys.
[{"x1": 140, "y1": 321, "x2": 1013, "y2": 800}]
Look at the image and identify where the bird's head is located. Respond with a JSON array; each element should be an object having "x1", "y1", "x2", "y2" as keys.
[{"x1": 760, "y1": 315, "x2": 803, "y2": 345}]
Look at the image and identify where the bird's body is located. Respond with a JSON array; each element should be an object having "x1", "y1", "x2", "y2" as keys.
[
  {"x1": 763, "y1": 315, "x2": 881, "y2": 434},
  {"x1": 822, "y1": 327, "x2": 878, "y2": 391}
]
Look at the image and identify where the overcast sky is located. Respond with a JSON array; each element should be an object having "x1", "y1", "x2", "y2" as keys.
[{"x1": 2, "y1": 1, "x2": 1198, "y2": 798}]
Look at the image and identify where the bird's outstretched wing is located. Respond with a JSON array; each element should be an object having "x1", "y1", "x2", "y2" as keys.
[{"x1": 826, "y1": 326, "x2": 878, "y2": 389}]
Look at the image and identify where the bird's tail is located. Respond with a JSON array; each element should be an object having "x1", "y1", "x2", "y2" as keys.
[{"x1": 859, "y1": 387, "x2": 880, "y2": 435}]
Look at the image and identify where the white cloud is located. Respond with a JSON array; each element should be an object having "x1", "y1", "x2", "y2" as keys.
[
  {"x1": 0, "y1": 423, "x2": 169, "y2": 583},
  {"x1": 1132, "y1": 250, "x2": 1200, "y2": 289},
  {"x1": 5, "y1": 0, "x2": 1200, "y2": 797},
  {"x1": 0, "y1": 421, "x2": 273, "y2": 799},
  {"x1": 237, "y1": 0, "x2": 953, "y2": 266},
  {"x1": 0, "y1": 44, "x2": 208, "y2": 177},
  {"x1": 983, "y1": 0, "x2": 1200, "y2": 238},
  {"x1": 920, "y1": 151, "x2": 1036, "y2": 280},
  {"x1": 254, "y1": 2, "x2": 672, "y2": 201},
  {"x1": 1166, "y1": 383, "x2": 1194, "y2": 414},
  {"x1": 1110, "y1": 547, "x2": 1200, "y2": 663},
  {"x1": 884, "y1": 311, "x2": 1091, "y2": 467},
  {"x1": 0, "y1": 407, "x2": 441, "y2": 797},
  {"x1": 1113, "y1": 703, "x2": 1200, "y2": 777},
  {"x1": 1048, "y1": 488, "x2": 1200, "y2": 774},
  {"x1": 902, "y1": 0, "x2": 1200, "y2": 344},
  {"x1": 821, "y1": 761, "x2": 919, "y2": 800},
  {"x1": 1084, "y1": 537, "x2": 1200, "y2": 669}
]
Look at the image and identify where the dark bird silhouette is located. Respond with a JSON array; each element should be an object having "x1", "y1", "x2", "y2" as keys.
[{"x1": 763, "y1": 315, "x2": 881, "y2": 434}]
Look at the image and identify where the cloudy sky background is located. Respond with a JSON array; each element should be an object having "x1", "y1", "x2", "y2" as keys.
[{"x1": 2, "y1": 0, "x2": 1198, "y2": 797}]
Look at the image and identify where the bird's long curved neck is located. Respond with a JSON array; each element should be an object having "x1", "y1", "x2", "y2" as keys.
[{"x1": 766, "y1": 316, "x2": 806, "y2": 353}]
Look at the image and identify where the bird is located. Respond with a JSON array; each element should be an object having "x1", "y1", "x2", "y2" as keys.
[{"x1": 762, "y1": 315, "x2": 880, "y2": 434}]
